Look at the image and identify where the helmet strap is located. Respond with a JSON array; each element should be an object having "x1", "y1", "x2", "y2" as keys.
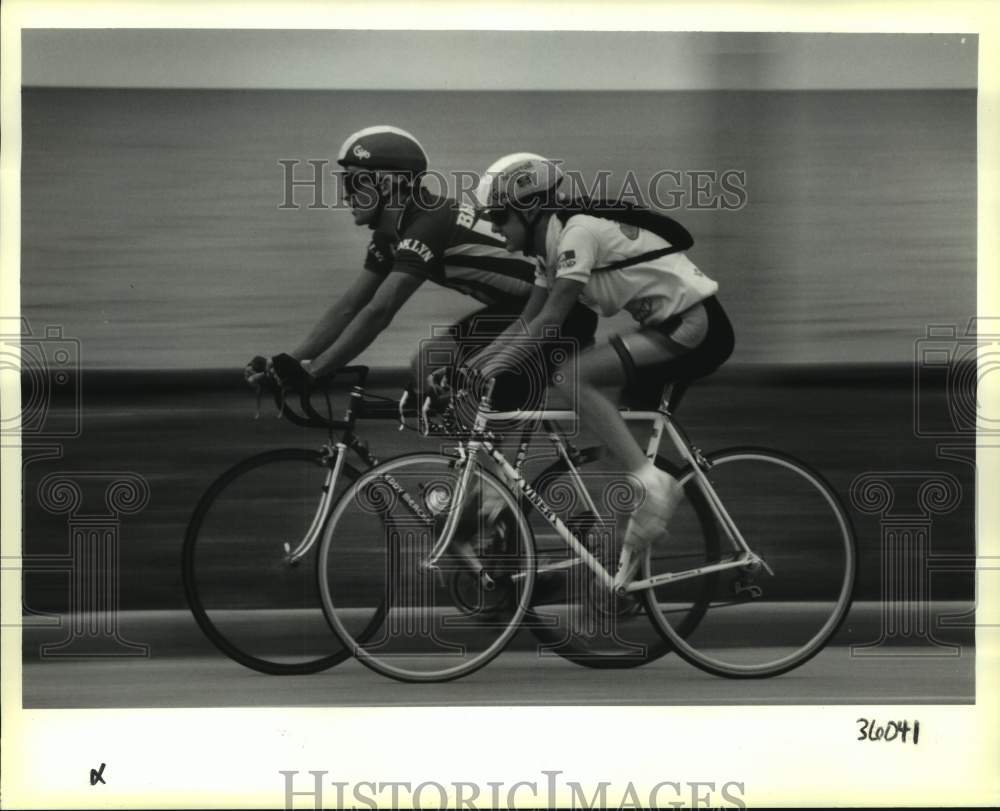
[{"x1": 516, "y1": 200, "x2": 546, "y2": 257}]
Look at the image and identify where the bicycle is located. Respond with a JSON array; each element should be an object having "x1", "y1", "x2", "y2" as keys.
[
  {"x1": 316, "y1": 371, "x2": 857, "y2": 683},
  {"x1": 182, "y1": 363, "x2": 672, "y2": 675}
]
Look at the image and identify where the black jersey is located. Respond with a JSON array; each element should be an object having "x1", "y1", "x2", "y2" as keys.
[{"x1": 363, "y1": 195, "x2": 535, "y2": 309}]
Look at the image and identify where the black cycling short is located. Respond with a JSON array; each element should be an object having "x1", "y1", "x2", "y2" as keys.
[
  {"x1": 609, "y1": 295, "x2": 734, "y2": 409},
  {"x1": 449, "y1": 301, "x2": 598, "y2": 411}
]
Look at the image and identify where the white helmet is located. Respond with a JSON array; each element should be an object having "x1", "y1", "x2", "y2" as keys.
[{"x1": 477, "y1": 153, "x2": 565, "y2": 211}]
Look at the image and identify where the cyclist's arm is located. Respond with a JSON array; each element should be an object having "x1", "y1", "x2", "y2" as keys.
[
  {"x1": 464, "y1": 286, "x2": 548, "y2": 365},
  {"x1": 519, "y1": 221, "x2": 598, "y2": 338},
  {"x1": 523, "y1": 277, "x2": 586, "y2": 339},
  {"x1": 476, "y1": 279, "x2": 584, "y2": 378},
  {"x1": 308, "y1": 270, "x2": 425, "y2": 377},
  {"x1": 291, "y1": 268, "x2": 386, "y2": 360}
]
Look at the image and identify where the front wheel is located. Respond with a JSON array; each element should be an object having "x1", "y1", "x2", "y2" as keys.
[
  {"x1": 317, "y1": 453, "x2": 536, "y2": 683},
  {"x1": 182, "y1": 448, "x2": 361, "y2": 675},
  {"x1": 640, "y1": 448, "x2": 857, "y2": 678}
]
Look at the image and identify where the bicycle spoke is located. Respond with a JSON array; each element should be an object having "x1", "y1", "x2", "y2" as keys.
[
  {"x1": 642, "y1": 449, "x2": 856, "y2": 678},
  {"x1": 523, "y1": 451, "x2": 712, "y2": 669},
  {"x1": 317, "y1": 453, "x2": 535, "y2": 683},
  {"x1": 183, "y1": 449, "x2": 360, "y2": 674}
]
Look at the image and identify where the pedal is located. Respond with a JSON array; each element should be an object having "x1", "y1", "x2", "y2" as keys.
[{"x1": 732, "y1": 578, "x2": 762, "y2": 600}]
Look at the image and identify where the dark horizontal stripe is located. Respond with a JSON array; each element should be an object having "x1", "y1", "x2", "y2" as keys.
[
  {"x1": 386, "y1": 262, "x2": 431, "y2": 282},
  {"x1": 46, "y1": 363, "x2": 921, "y2": 397},
  {"x1": 444, "y1": 253, "x2": 537, "y2": 283},
  {"x1": 438, "y1": 274, "x2": 530, "y2": 307}
]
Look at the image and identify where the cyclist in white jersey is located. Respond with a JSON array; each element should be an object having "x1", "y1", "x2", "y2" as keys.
[{"x1": 473, "y1": 153, "x2": 734, "y2": 587}]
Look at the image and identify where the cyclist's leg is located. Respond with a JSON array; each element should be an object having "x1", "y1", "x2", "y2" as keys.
[
  {"x1": 476, "y1": 301, "x2": 596, "y2": 414},
  {"x1": 614, "y1": 296, "x2": 734, "y2": 409},
  {"x1": 408, "y1": 306, "x2": 497, "y2": 395},
  {"x1": 553, "y1": 297, "x2": 734, "y2": 583},
  {"x1": 552, "y1": 303, "x2": 710, "y2": 473},
  {"x1": 419, "y1": 306, "x2": 526, "y2": 553}
]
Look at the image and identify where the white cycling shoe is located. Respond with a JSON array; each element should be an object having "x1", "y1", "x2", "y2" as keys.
[{"x1": 613, "y1": 468, "x2": 683, "y2": 590}]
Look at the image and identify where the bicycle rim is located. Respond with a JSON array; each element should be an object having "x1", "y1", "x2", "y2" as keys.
[
  {"x1": 642, "y1": 448, "x2": 856, "y2": 678},
  {"x1": 182, "y1": 448, "x2": 360, "y2": 675},
  {"x1": 526, "y1": 451, "x2": 718, "y2": 669},
  {"x1": 317, "y1": 453, "x2": 536, "y2": 683}
]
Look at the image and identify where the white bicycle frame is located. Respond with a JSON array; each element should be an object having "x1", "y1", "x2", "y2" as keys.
[{"x1": 422, "y1": 383, "x2": 773, "y2": 596}]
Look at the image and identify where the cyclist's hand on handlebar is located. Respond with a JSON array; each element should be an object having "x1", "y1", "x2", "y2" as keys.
[
  {"x1": 244, "y1": 355, "x2": 272, "y2": 387},
  {"x1": 425, "y1": 366, "x2": 452, "y2": 398},
  {"x1": 270, "y1": 352, "x2": 316, "y2": 395}
]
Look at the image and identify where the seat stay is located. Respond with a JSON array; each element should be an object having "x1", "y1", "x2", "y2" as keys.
[{"x1": 659, "y1": 417, "x2": 755, "y2": 558}]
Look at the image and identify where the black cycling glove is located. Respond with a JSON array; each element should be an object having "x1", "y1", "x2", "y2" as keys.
[{"x1": 270, "y1": 353, "x2": 314, "y2": 394}]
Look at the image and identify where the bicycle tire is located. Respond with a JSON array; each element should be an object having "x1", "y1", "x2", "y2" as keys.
[
  {"x1": 316, "y1": 452, "x2": 537, "y2": 683},
  {"x1": 526, "y1": 450, "x2": 719, "y2": 669},
  {"x1": 183, "y1": 447, "x2": 364, "y2": 675},
  {"x1": 640, "y1": 447, "x2": 857, "y2": 678}
]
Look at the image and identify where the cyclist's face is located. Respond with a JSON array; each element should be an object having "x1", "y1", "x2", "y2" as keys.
[
  {"x1": 489, "y1": 207, "x2": 527, "y2": 253},
  {"x1": 342, "y1": 168, "x2": 381, "y2": 227}
]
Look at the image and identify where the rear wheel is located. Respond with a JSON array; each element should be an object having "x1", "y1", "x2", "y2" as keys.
[{"x1": 641, "y1": 448, "x2": 856, "y2": 678}]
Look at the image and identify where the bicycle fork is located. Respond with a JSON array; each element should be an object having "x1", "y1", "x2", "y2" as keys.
[
  {"x1": 421, "y1": 440, "x2": 618, "y2": 593},
  {"x1": 283, "y1": 442, "x2": 349, "y2": 566},
  {"x1": 420, "y1": 444, "x2": 497, "y2": 589}
]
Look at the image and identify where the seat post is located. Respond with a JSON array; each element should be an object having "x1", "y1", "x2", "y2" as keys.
[{"x1": 658, "y1": 380, "x2": 690, "y2": 415}]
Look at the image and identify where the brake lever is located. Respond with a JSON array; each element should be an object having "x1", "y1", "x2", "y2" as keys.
[
  {"x1": 252, "y1": 384, "x2": 263, "y2": 420},
  {"x1": 421, "y1": 395, "x2": 433, "y2": 437},
  {"x1": 398, "y1": 389, "x2": 411, "y2": 431}
]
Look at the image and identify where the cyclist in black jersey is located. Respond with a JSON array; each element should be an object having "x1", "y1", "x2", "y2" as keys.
[{"x1": 247, "y1": 126, "x2": 596, "y2": 404}]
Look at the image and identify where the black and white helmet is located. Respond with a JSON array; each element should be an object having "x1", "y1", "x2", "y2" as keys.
[{"x1": 336, "y1": 125, "x2": 428, "y2": 175}]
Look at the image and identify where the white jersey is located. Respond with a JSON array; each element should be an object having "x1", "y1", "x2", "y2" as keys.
[{"x1": 536, "y1": 213, "x2": 718, "y2": 326}]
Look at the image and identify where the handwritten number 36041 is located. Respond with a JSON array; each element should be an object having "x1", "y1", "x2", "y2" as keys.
[{"x1": 857, "y1": 718, "x2": 920, "y2": 744}]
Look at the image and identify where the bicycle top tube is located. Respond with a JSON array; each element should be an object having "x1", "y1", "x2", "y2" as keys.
[
  {"x1": 454, "y1": 372, "x2": 686, "y2": 429},
  {"x1": 481, "y1": 407, "x2": 666, "y2": 423}
]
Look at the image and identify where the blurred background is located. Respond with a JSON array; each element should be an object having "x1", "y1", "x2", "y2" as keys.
[{"x1": 19, "y1": 30, "x2": 976, "y2": 369}]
